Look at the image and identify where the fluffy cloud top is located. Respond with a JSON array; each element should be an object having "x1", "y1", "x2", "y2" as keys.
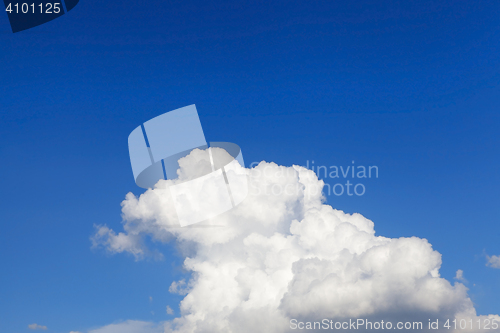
[{"x1": 93, "y1": 149, "x2": 499, "y2": 333}]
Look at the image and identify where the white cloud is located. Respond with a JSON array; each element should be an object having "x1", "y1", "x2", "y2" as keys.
[
  {"x1": 88, "y1": 320, "x2": 163, "y2": 333},
  {"x1": 69, "y1": 331, "x2": 83, "y2": 333},
  {"x1": 454, "y1": 269, "x2": 467, "y2": 283},
  {"x1": 91, "y1": 225, "x2": 145, "y2": 260},
  {"x1": 92, "y1": 149, "x2": 500, "y2": 332},
  {"x1": 486, "y1": 255, "x2": 500, "y2": 269},
  {"x1": 166, "y1": 306, "x2": 174, "y2": 315},
  {"x1": 90, "y1": 225, "x2": 164, "y2": 262},
  {"x1": 168, "y1": 279, "x2": 189, "y2": 295},
  {"x1": 28, "y1": 323, "x2": 47, "y2": 330}
]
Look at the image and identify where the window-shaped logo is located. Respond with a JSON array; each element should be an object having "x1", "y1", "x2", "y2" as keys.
[
  {"x1": 128, "y1": 105, "x2": 249, "y2": 227},
  {"x1": 3, "y1": 0, "x2": 78, "y2": 33}
]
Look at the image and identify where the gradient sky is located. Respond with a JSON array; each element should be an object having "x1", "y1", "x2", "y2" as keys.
[{"x1": 1, "y1": 1, "x2": 499, "y2": 332}]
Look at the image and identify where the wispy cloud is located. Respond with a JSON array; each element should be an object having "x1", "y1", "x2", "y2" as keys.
[
  {"x1": 28, "y1": 323, "x2": 47, "y2": 330},
  {"x1": 88, "y1": 320, "x2": 163, "y2": 333},
  {"x1": 454, "y1": 269, "x2": 467, "y2": 283}
]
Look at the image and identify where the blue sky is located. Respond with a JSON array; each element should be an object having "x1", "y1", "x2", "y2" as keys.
[{"x1": 1, "y1": 0, "x2": 499, "y2": 332}]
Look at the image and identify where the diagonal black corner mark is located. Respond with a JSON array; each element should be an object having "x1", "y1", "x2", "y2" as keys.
[{"x1": 63, "y1": 0, "x2": 78, "y2": 12}]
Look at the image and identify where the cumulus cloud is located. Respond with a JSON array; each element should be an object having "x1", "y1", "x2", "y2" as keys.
[
  {"x1": 92, "y1": 148, "x2": 500, "y2": 333},
  {"x1": 28, "y1": 323, "x2": 47, "y2": 330},
  {"x1": 486, "y1": 255, "x2": 500, "y2": 269},
  {"x1": 166, "y1": 306, "x2": 174, "y2": 315}
]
